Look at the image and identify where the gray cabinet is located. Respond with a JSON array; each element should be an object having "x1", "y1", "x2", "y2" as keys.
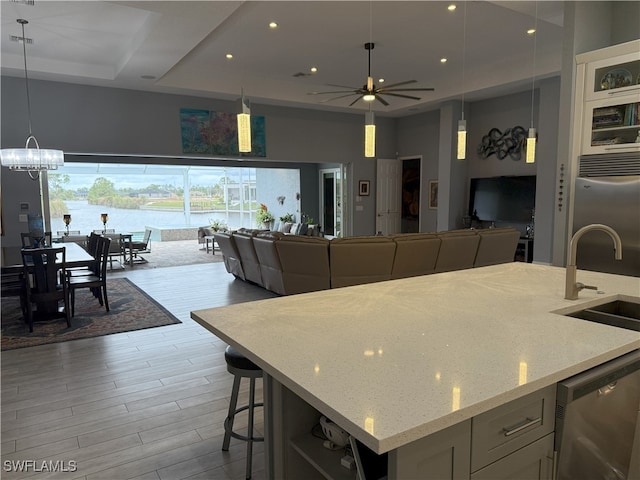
[
  {"x1": 471, "y1": 433, "x2": 554, "y2": 480},
  {"x1": 270, "y1": 377, "x2": 556, "y2": 480},
  {"x1": 388, "y1": 420, "x2": 471, "y2": 480},
  {"x1": 470, "y1": 384, "x2": 556, "y2": 472}
]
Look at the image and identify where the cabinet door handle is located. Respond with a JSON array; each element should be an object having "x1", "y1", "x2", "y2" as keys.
[{"x1": 502, "y1": 416, "x2": 541, "y2": 437}]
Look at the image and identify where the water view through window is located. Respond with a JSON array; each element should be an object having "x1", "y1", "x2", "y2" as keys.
[{"x1": 48, "y1": 163, "x2": 300, "y2": 237}]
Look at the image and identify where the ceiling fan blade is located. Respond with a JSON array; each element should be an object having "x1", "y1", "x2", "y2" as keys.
[
  {"x1": 380, "y1": 87, "x2": 435, "y2": 92},
  {"x1": 308, "y1": 90, "x2": 359, "y2": 96},
  {"x1": 326, "y1": 83, "x2": 361, "y2": 90},
  {"x1": 382, "y1": 92, "x2": 422, "y2": 100},
  {"x1": 375, "y1": 95, "x2": 390, "y2": 106},
  {"x1": 378, "y1": 80, "x2": 417, "y2": 89},
  {"x1": 348, "y1": 96, "x2": 363, "y2": 107},
  {"x1": 319, "y1": 93, "x2": 360, "y2": 103}
]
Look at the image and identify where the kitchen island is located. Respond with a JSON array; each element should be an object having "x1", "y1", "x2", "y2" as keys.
[{"x1": 191, "y1": 263, "x2": 640, "y2": 479}]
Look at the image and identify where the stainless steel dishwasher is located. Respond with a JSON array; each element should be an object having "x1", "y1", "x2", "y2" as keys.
[{"x1": 555, "y1": 349, "x2": 640, "y2": 480}]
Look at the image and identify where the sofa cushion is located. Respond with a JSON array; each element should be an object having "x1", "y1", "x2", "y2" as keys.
[
  {"x1": 233, "y1": 231, "x2": 263, "y2": 286},
  {"x1": 214, "y1": 232, "x2": 245, "y2": 280},
  {"x1": 329, "y1": 236, "x2": 396, "y2": 288},
  {"x1": 473, "y1": 227, "x2": 520, "y2": 267},
  {"x1": 275, "y1": 235, "x2": 331, "y2": 294},
  {"x1": 253, "y1": 232, "x2": 286, "y2": 295},
  {"x1": 391, "y1": 233, "x2": 441, "y2": 279},
  {"x1": 434, "y1": 229, "x2": 480, "y2": 273}
]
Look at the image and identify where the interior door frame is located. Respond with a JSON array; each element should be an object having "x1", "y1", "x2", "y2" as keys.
[
  {"x1": 319, "y1": 167, "x2": 346, "y2": 238},
  {"x1": 399, "y1": 155, "x2": 423, "y2": 233}
]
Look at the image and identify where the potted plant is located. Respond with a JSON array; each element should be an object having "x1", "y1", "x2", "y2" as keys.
[
  {"x1": 209, "y1": 219, "x2": 227, "y2": 232},
  {"x1": 279, "y1": 213, "x2": 294, "y2": 223},
  {"x1": 256, "y1": 204, "x2": 275, "y2": 228}
]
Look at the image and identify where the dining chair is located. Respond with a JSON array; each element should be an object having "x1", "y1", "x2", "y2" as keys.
[
  {"x1": 21, "y1": 231, "x2": 53, "y2": 248},
  {"x1": 67, "y1": 236, "x2": 111, "y2": 316},
  {"x1": 21, "y1": 246, "x2": 71, "y2": 333},
  {"x1": 66, "y1": 232, "x2": 99, "y2": 277}
]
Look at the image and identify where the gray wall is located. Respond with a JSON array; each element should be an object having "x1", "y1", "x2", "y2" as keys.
[
  {"x1": 396, "y1": 109, "x2": 440, "y2": 233},
  {"x1": 1, "y1": 77, "x2": 390, "y2": 245},
  {"x1": 1, "y1": 74, "x2": 556, "y2": 258}
]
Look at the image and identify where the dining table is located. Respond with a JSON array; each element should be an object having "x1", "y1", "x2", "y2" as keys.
[
  {"x1": 1, "y1": 242, "x2": 95, "y2": 274},
  {"x1": 1, "y1": 242, "x2": 96, "y2": 317}
]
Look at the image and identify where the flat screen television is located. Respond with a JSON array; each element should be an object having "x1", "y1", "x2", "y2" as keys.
[{"x1": 469, "y1": 175, "x2": 536, "y2": 223}]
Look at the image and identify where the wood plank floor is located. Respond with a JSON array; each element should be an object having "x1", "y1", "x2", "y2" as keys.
[{"x1": 1, "y1": 262, "x2": 279, "y2": 480}]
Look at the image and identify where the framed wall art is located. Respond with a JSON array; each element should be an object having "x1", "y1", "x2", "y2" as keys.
[
  {"x1": 428, "y1": 180, "x2": 438, "y2": 209},
  {"x1": 358, "y1": 180, "x2": 370, "y2": 196}
]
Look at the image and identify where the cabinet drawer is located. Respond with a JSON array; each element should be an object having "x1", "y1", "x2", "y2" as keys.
[
  {"x1": 471, "y1": 384, "x2": 556, "y2": 472},
  {"x1": 470, "y1": 433, "x2": 554, "y2": 480}
]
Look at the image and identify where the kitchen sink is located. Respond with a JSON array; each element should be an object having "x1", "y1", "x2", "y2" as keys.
[{"x1": 561, "y1": 298, "x2": 640, "y2": 332}]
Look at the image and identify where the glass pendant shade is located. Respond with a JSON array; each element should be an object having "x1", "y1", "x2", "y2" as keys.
[
  {"x1": 457, "y1": 119, "x2": 467, "y2": 160},
  {"x1": 237, "y1": 95, "x2": 251, "y2": 153},
  {"x1": 526, "y1": 127, "x2": 536, "y2": 163},
  {"x1": 364, "y1": 111, "x2": 376, "y2": 158}
]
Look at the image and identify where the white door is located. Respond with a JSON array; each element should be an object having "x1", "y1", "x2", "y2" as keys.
[{"x1": 376, "y1": 158, "x2": 402, "y2": 235}]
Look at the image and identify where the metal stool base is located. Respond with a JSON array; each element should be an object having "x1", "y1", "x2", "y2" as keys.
[{"x1": 223, "y1": 363, "x2": 264, "y2": 480}]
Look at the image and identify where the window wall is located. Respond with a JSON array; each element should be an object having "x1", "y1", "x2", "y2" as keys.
[{"x1": 48, "y1": 163, "x2": 300, "y2": 236}]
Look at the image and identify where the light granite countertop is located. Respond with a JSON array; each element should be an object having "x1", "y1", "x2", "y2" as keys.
[{"x1": 191, "y1": 263, "x2": 640, "y2": 454}]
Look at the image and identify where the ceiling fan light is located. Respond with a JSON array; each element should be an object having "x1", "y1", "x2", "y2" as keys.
[{"x1": 363, "y1": 93, "x2": 376, "y2": 102}]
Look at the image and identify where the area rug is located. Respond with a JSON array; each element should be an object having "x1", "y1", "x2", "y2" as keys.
[{"x1": 1, "y1": 278, "x2": 181, "y2": 351}]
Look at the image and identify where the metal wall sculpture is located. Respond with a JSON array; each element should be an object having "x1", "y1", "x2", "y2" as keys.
[{"x1": 477, "y1": 126, "x2": 527, "y2": 161}]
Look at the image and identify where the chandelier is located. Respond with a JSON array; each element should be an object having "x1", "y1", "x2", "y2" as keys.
[{"x1": 0, "y1": 19, "x2": 64, "y2": 179}]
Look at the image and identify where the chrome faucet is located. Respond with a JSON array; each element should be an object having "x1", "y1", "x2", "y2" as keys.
[{"x1": 565, "y1": 224, "x2": 623, "y2": 300}]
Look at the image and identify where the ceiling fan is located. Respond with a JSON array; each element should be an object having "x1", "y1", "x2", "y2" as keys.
[{"x1": 308, "y1": 42, "x2": 434, "y2": 106}]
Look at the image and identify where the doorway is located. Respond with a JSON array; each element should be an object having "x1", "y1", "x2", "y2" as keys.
[
  {"x1": 319, "y1": 168, "x2": 342, "y2": 237},
  {"x1": 376, "y1": 157, "x2": 422, "y2": 235}
]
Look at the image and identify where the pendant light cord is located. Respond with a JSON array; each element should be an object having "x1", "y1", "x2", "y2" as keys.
[
  {"x1": 19, "y1": 20, "x2": 34, "y2": 137},
  {"x1": 530, "y1": 2, "x2": 538, "y2": 129},
  {"x1": 461, "y1": 3, "x2": 467, "y2": 122}
]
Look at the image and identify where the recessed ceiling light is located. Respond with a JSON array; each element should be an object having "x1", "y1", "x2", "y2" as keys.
[
  {"x1": 527, "y1": 28, "x2": 536, "y2": 35},
  {"x1": 226, "y1": 53, "x2": 233, "y2": 59},
  {"x1": 378, "y1": 78, "x2": 385, "y2": 83},
  {"x1": 269, "y1": 21, "x2": 278, "y2": 29},
  {"x1": 440, "y1": 58, "x2": 448, "y2": 63},
  {"x1": 310, "y1": 67, "x2": 318, "y2": 73},
  {"x1": 448, "y1": 4, "x2": 457, "y2": 11}
]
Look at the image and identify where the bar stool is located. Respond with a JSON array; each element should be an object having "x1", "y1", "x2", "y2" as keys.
[{"x1": 222, "y1": 345, "x2": 264, "y2": 480}]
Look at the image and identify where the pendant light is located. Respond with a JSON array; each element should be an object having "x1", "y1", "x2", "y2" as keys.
[
  {"x1": 457, "y1": 2, "x2": 468, "y2": 160},
  {"x1": 365, "y1": 109, "x2": 376, "y2": 158},
  {"x1": 363, "y1": 1, "x2": 376, "y2": 157},
  {"x1": 526, "y1": 2, "x2": 538, "y2": 164},
  {"x1": 0, "y1": 19, "x2": 64, "y2": 180},
  {"x1": 237, "y1": 90, "x2": 251, "y2": 153}
]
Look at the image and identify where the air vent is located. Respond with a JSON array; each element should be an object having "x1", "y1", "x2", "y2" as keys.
[
  {"x1": 579, "y1": 153, "x2": 640, "y2": 177},
  {"x1": 10, "y1": 35, "x2": 33, "y2": 45},
  {"x1": 292, "y1": 72, "x2": 311, "y2": 78},
  {"x1": 11, "y1": 0, "x2": 35, "y2": 4}
]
